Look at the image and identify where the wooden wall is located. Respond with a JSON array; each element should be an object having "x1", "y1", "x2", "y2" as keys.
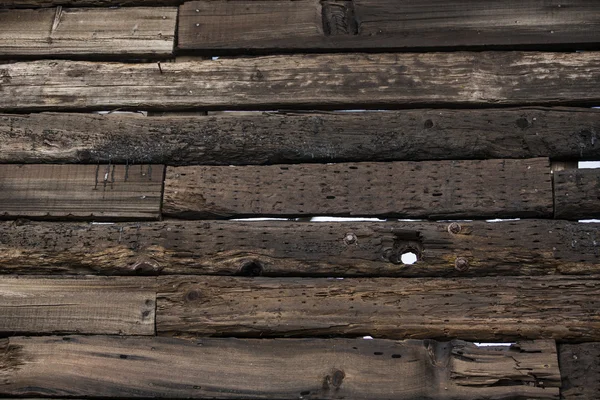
[{"x1": 0, "y1": 1, "x2": 599, "y2": 399}]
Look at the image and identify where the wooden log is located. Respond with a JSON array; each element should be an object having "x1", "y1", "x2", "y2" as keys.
[
  {"x1": 163, "y1": 158, "x2": 552, "y2": 219},
  {"x1": 179, "y1": 0, "x2": 600, "y2": 53},
  {"x1": 0, "y1": 335, "x2": 560, "y2": 399},
  {"x1": 0, "y1": 7, "x2": 176, "y2": 58},
  {"x1": 0, "y1": 276, "x2": 155, "y2": 334},
  {"x1": 554, "y1": 168, "x2": 600, "y2": 220},
  {"x1": 559, "y1": 343, "x2": 600, "y2": 399},
  {"x1": 0, "y1": 219, "x2": 598, "y2": 277},
  {"x1": 0, "y1": 164, "x2": 164, "y2": 221},
  {"x1": 157, "y1": 275, "x2": 600, "y2": 341},
  {"x1": 0, "y1": 52, "x2": 599, "y2": 112},
  {"x1": 1, "y1": 108, "x2": 599, "y2": 164}
]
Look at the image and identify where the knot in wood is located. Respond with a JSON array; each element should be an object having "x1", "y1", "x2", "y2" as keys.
[
  {"x1": 447, "y1": 222, "x2": 462, "y2": 234},
  {"x1": 343, "y1": 232, "x2": 357, "y2": 245},
  {"x1": 185, "y1": 289, "x2": 201, "y2": 302},
  {"x1": 129, "y1": 258, "x2": 161, "y2": 274},
  {"x1": 454, "y1": 257, "x2": 469, "y2": 272}
]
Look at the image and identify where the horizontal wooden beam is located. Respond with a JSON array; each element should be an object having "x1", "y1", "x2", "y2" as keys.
[
  {"x1": 0, "y1": 219, "x2": 597, "y2": 277},
  {"x1": 0, "y1": 0, "x2": 181, "y2": 6},
  {"x1": 0, "y1": 164, "x2": 164, "y2": 221},
  {"x1": 0, "y1": 52, "x2": 598, "y2": 112},
  {"x1": 559, "y1": 342, "x2": 600, "y2": 399},
  {"x1": 163, "y1": 158, "x2": 553, "y2": 219},
  {"x1": 0, "y1": 7, "x2": 176, "y2": 58},
  {"x1": 157, "y1": 275, "x2": 600, "y2": 341},
  {"x1": 0, "y1": 336, "x2": 560, "y2": 399},
  {"x1": 0, "y1": 276, "x2": 155, "y2": 334},
  {"x1": 1, "y1": 108, "x2": 599, "y2": 164},
  {"x1": 554, "y1": 168, "x2": 600, "y2": 220},
  {"x1": 179, "y1": 0, "x2": 600, "y2": 53}
]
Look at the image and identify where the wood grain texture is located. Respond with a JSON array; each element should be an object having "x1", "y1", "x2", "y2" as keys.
[
  {"x1": 157, "y1": 275, "x2": 600, "y2": 341},
  {"x1": 554, "y1": 168, "x2": 600, "y2": 220},
  {"x1": 559, "y1": 343, "x2": 600, "y2": 399},
  {"x1": 164, "y1": 158, "x2": 552, "y2": 219},
  {"x1": 0, "y1": 7, "x2": 176, "y2": 58},
  {"x1": 0, "y1": 219, "x2": 598, "y2": 277},
  {"x1": 0, "y1": 52, "x2": 599, "y2": 112},
  {"x1": 0, "y1": 164, "x2": 163, "y2": 221},
  {"x1": 179, "y1": 0, "x2": 600, "y2": 52},
  {"x1": 0, "y1": 276, "x2": 155, "y2": 334},
  {"x1": 0, "y1": 336, "x2": 560, "y2": 399},
  {"x1": 0, "y1": 0, "x2": 180, "y2": 6},
  {"x1": 1, "y1": 108, "x2": 599, "y2": 164}
]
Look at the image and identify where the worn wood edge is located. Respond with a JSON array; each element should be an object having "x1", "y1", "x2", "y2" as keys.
[
  {"x1": 558, "y1": 342, "x2": 600, "y2": 399},
  {"x1": 0, "y1": 107, "x2": 599, "y2": 164},
  {"x1": 554, "y1": 168, "x2": 600, "y2": 220}
]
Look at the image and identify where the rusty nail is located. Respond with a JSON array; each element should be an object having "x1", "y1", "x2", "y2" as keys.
[
  {"x1": 454, "y1": 257, "x2": 469, "y2": 272},
  {"x1": 343, "y1": 232, "x2": 357, "y2": 245},
  {"x1": 448, "y1": 222, "x2": 461, "y2": 234}
]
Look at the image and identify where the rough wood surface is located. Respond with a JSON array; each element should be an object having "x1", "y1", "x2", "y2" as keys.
[
  {"x1": 0, "y1": 0, "x2": 181, "y2": 6},
  {"x1": 0, "y1": 219, "x2": 598, "y2": 276},
  {"x1": 559, "y1": 343, "x2": 600, "y2": 399},
  {"x1": 554, "y1": 169, "x2": 600, "y2": 220},
  {"x1": 0, "y1": 164, "x2": 164, "y2": 221},
  {"x1": 0, "y1": 336, "x2": 560, "y2": 399},
  {"x1": 0, "y1": 276, "x2": 155, "y2": 335},
  {"x1": 157, "y1": 275, "x2": 600, "y2": 341},
  {"x1": 163, "y1": 158, "x2": 552, "y2": 219},
  {"x1": 1, "y1": 108, "x2": 599, "y2": 164},
  {"x1": 0, "y1": 7, "x2": 176, "y2": 58},
  {"x1": 179, "y1": 0, "x2": 600, "y2": 52},
  {"x1": 1, "y1": 52, "x2": 599, "y2": 112}
]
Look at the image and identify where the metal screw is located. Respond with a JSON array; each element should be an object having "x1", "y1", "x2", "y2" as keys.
[
  {"x1": 344, "y1": 233, "x2": 357, "y2": 245},
  {"x1": 447, "y1": 222, "x2": 462, "y2": 234},
  {"x1": 454, "y1": 257, "x2": 469, "y2": 272}
]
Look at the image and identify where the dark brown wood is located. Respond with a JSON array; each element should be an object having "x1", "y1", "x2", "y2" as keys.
[
  {"x1": 559, "y1": 343, "x2": 600, "y2": 399},
  {"x1": 0, "y1": 164, "x2": 164, "y2": 221},
  {"x1": 179, "y1": 0, "x2": 600, "y2": 53},
  {"x1": 163, "y1": 158, "x2": 552, "y2": 219},
  {"x1": 157, "y1": 275, "x2": 600, "y2": 341},
  {"x1": 1, "y1": 108, "x2": 599, "y2": 164},
  {"x1": 1, "y1": 52, "x2": 599, "y2": 112},
  {"x1": 0, "y1": 219, "x2": 598, "y2": 277},
  {"x1": 554, "y1": 168, "x2": 600, "y2": 220},
  {"x1": 0, "y1": 336, "x2": 560, "y2": 399},
  {"x1": 0, "y1": 7, "x2": 176, "y2": 58},
  {"x1": 0, "y1": 0, "x2": 181, "y2": 6},
  {"x1": 0, "y1": 276, "x2": 155, "y2": 335}
]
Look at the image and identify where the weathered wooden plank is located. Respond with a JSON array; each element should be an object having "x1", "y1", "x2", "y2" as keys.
[
  {"x1": 0, "y1": 335, "x2": 560, "y2": 399},
  {"x1": 157, "y1": 275, "x2": 600, "y2": 341},
  {"x1": 1, "y1": 52, "x2": 599, "y2": 112},
  {"x1": 0, "y1": 0, "x2": 180, "y2": 6},
  {"x1": 179, "y1": 0, "x2": 600, "y2": 52},
  {"x1": 163, "y1": 158, "x2": 552, "y2": 219},
  {"x1": 0, "y1": 219, "x2": 598, "y2": 276},
  {"x1": 1, "y1": 108, "x2": 599, "y2": 164},
  {"x1": 0, "y1": 276, "x2": 155, "y2": 334},
  {"x1": 559, "y1": 343, "x2": 600, "y2": 399},
  {"x1": 554, "y1": 169, "x2": 600, "y2": 220},
  {"x1": 0, "y1": 164, "x2": 163, "y2": 221},
  {"x1": 0, "y1": 7, "x2": 176, "y2": 58}
]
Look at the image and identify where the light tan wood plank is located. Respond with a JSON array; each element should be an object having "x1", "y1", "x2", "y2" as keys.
[
  {"x1": 0, "y1": 7, "x2": 176, "y2": 58},
  {"x1": 0, "y1": 276, "x2": 155, "y2": 334},
  {"x1": 0, "y1": 164, "x2": 163, "y2": 221}
]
